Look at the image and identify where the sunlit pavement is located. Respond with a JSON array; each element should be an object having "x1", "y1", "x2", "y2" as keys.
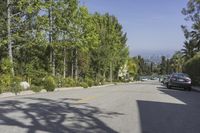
[{"x1": 0, "y1": 81, "x2": 200, "y2": 133}]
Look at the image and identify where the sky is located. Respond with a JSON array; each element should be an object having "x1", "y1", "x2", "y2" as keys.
[{"x1": 80, "y1": 0, "x2": 189, "y2": 57}]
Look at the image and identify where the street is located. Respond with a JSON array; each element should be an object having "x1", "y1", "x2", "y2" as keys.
[{"x1": 0, "y1": 81, "x2": 200, "y2": 133}]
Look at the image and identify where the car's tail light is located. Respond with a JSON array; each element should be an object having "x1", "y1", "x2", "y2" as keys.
[{"x1": 185, "y1": 78, "x2": 191, "y2": 83}]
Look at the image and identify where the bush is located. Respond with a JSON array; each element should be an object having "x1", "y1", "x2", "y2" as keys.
[
  {"x1": 43, "y1": 76, "x2": 56, "y2": 92},
  {"x1": 183, "y1": 53, "x2": 200, "y2": 85},
  {"x1": 80, "y1": 82, "x2": 88, "y2": 88},
  {"x1": 85, "y1": 78, "x2": 94, "y2": 87},
  {"x1": 0, "y1": 86, "x2": 2, "y2": 94},
  {"x1": 96, "y1": 74, "x2": 105, "y2": 85},
  {"x1": 0, "y1": 75, "x2": 22, "y2": 94},
  {"x1": 62, "y1": 78, "x2": 77, "y2": 87},
  {"x1": 0, "y1": 74, "x2": 11, "y2": 92},
  {"x1": 0, "y1": 58, "x2": 12, "y2": 74},
  {"x1": 53, "y1": 77, "x2": 62, "y2": 87},
  {"x1": 31, "y1": 85, "x2": 42, "y2": 92},
  {"x1": 94, "y1": 80, "x2": 103, "y2": 86},
  {"x1": 31, "y1": 77, "x2": 44, "y2": 86},
  {"x1": 52, "y1": 77, "x2": 78, "y2": 88},
  {"x1": 10, "y1": 81, "x2": 22, "y2": 95}
]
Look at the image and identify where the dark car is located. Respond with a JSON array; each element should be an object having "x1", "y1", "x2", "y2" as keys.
[{"x1": 167, "y1": 73, "x2": 192, "y2": 91}]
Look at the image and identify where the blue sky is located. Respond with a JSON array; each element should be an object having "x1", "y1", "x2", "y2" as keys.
[{"x1": 80, "y1": 0, "x2": 189, "y2": 56}]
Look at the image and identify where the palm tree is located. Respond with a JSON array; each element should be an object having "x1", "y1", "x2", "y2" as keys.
[
  {"x1": 191, "y1": 23, "x2": 200, "y2": 51},
  {"x1": 181, "y1": 40, "x2": 196, "y2": 60},
  {"x1": 170, "y1": 51, "x2": 184, "y2": 72}
]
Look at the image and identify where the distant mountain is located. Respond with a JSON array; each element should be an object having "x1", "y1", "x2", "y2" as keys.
[{"x1": 130, "y1": 49, "x2": 176, "y2": 64}]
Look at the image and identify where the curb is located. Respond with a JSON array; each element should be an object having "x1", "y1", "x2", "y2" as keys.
[
  {"x1": 55, "y1": 87, "x2": 83, "y2": 91},
  {"x1": 0, "y1": 81, "x2": 139, "y2": 99},
  {"x1": 0, "y1": 84, "x2": 112, "y2": 99},
  {"x1": 0, "y1": 89, "x2": 48, "y2": 99}
]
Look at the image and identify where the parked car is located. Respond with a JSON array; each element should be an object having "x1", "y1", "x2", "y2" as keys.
[
  {"x1": 141, "y1": 78, "x2": 148, "y2": 81},
  {"x1": 151, "y1": 77, "x2": 158, "y2": 80},
  {"x1": 160, "y1": 75, "x2": 170, "y2": 84},
  {"x1": 167, "y1": 73, "x2": 192, "y2": 91},
  {"x1": 163, "y1": 75, "x2": 171, "y2": 85}
]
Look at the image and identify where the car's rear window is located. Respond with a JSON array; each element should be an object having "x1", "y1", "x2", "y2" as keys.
[{"x1": 173, "y1": 73, "x2": 189, "y2": 77}]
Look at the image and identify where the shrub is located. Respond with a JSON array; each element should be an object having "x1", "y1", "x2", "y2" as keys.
[
  {"x1": 96, "y1": 74, "x2": 105, "y2": 85},
  {"x1": 53, "y1": 77, "x2": 77, "y2": 88},
  {"x1": 0, "y1": 74, "x2": 11, "y2": 92},
  {"x1": 85, "y1": 78, "x2": 94, "y2": 87},
  {"x1": 31, "y1": 85, "x2": 42, "y2": 92},
  {"x1": 0, "y1": 58, "x2": 12, "y2": 74},
  {"x1": 0, "y1": 86, "x2": 2, "y2": 94},
  {"x1": 53, "y1": 77, "x2": 62, "y2": 87},
  {"x1": 31, "y1": 77, "x2": 44, "y2": 86},
  {"x1": 0, "y1": 75, "x2": 22, "y2": 94},
  {"x1": 62, "y1": 78, "x2": 77, "y2": 87},
  {"x1": 80, "y1": 82, "x2": 88, "y2": 88},
  {"x1": 10, "y1": 76, "x2": 23, "y2": 94},
  {"x1": 43, "y1": 76, "x2": 56, "y2": 92},
  {"x1": 183, "y1": 53, "x2": 200, "y2": 85},
  {"x1": 10, "y1": 81, "x2": 22, "y2": 95},
  {"x1": 24, "y1": 65, "x2": 47, "y2": 86},
  {"x1": 94, "y1": 80, "x2": 103, "y2": 86}
]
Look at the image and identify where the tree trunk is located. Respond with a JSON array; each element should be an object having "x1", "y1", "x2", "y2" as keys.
[
  {"x1": 48, "y1": 2, "x2": 55, "y2": 76},
  {"x1": 63, "y1": 47, "x2": 66, "y2": 78},
  {"x1": 7, "y1": 0, "x2": 14, "y2": 76},
  {"x1": 110, "y1": 62, "x2": 113, "y2": 83},
  {"x1": 52, "y1": 49, "x2": 55, "y2": 76},
  {"x1": 103, "y1": 71, "x2": 106, "y2": 82},
  {"x1": 71, "y1": 49, "x2": 74, "y2": 78},
  {"x1": 75, "y1": 48, "x2": 78, "y2": 81}
]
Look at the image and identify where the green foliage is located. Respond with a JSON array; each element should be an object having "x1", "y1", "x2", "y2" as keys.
[
  {"x1": 168, "y1": 51, "x2": 184, "y2": 73},
  {"x1": 62, "y1": 78, "x2": 77, "y2": 87},
  {"x1": 96, "y1": 74, "x2": 105, "y2": 85},
  {"x1": 85, "y1": 77, "x2": 94, "y2": 87},
  {"x1": 136, "y1": 56, "x2": 154, "y2": 76},
  {"x1": 0, "y1": 0, "x2": 133, "y2": 95},
  {"x1": 0, "y1": 74, "x2": 11, "y2": 92},
  {"x1": 80, "y1": 82, "x2": 88, "y2": 88},
  {"x1": 0, "y1": 86, "x2": 2, "y2": 94},
  {"x1": 127, "y1": 58, "x2": 138, "y2": 78},
  {"x1": 10, "y1": 77, "x2": 23, "y2": 94},
  {"x1": 0, "y1": 58, "x2": 12, "y2": 74},
  {"x1": 182, "y1": 0, "x2": 200, "y2": 55},
  {"x1": 181, "y1": 40, "x2": 196, "y2": 60},
  {"x1": 10, "y1": 82, "x2": 22, "y2": 95},
  {"x1": 43, "y1": 76, "x2": 56, "y2": 92},
  {"x1": 0, "y1": 74, "x2": 23, "y2": 94},
  {"x1": 31, "y1": 85, "x2": 43, "y2": 93},
  {"x1": 25, "y1": 64, "x2": 47, "y2": 86},
  {"x1": 183, "y1": 53, "x2": 200, "y2": 85},
  {"x1": 31, "y1": 77, "x2": 44, "y2": 86}
]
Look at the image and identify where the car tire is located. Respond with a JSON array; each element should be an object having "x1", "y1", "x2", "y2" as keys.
[
  {"x1": 187, "y1": 87, "x2": 191, "y2": 91},
  {"x1": 167, "y1": 84, "x2": 171, "y2": 89}
]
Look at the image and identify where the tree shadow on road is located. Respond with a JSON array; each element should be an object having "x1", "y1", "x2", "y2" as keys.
[
  {"x1": 137, "y1": 86, "x2": 200, "y2": 133},
  {"x1": 0, "y1": 97, "x2": 123, "y2": 133}
]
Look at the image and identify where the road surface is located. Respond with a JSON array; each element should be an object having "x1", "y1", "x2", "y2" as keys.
[{"x1": 0, "y1": 81, "x2": 200, "y2": 133}]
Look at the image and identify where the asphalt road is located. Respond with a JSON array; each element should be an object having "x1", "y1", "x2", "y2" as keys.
[{"x1": 0, "y1": 81, "x2": 200, "y2": 133}]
